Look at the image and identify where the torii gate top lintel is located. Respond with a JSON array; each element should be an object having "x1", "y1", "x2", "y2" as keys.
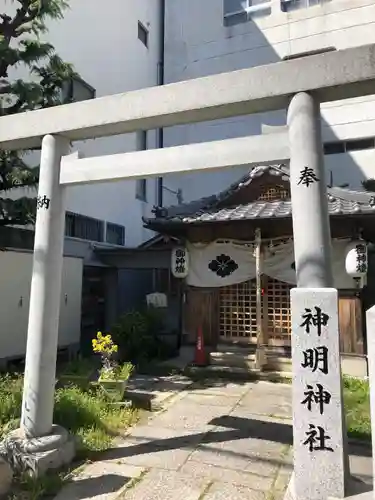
[{"x1": 1, "y1": 43, "x2": 375, "y2": 150}]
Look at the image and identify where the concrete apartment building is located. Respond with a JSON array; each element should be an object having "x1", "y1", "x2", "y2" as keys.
[
  {"x1": 164, "y1": 0, "x2": 375, "y2": 200},
  {"x1": 0, "y1": 0, "x2": 169, "y2": 362},
  {"x1": 1, "y1": 0, "x2": 375, "y2": 364}
]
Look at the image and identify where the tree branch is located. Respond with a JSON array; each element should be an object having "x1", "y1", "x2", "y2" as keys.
[
  {"x1": 2, "y1": 1, "x2": 44, "y2": 37},
  {"x1": 0, "y1": 1, "x2": 46, "y2": 76}
]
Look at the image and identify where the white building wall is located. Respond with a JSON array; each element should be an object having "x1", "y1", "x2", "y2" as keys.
[
  {"x1": 1, "y1": 0, "x2": 163, "y2": 247},
  {"x1": 0, "y1": 251, "x2": 82, "y2": 360},
  {"x1": 164, "y1": 0, "x2": 375, "y2": 200},
  {"x1": 48, "y1": 0, "x2": 162, "y2": 246}
]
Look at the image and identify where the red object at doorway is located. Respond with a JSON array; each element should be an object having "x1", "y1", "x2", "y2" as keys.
[{"x1": 195, "y1": 325, "x2": 207, "y2": 366}]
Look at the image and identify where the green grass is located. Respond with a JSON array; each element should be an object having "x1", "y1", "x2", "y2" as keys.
[
  {"x1": 343, "y1": 375, "x2": 371, "y2": 442},
  {"x1": 0, "y1": 373, "x2": 138, "y2": 499},
  {"x1": 7, "y1": 471, "x2": 67, "y2": 500},
  {"x1": 58, "y1": 358, "x2": 96, "y2": 377}
]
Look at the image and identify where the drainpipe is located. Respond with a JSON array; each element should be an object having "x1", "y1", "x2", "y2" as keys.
[{"x1": 156, "y1": 0, "x2": 165, "y2": 207}]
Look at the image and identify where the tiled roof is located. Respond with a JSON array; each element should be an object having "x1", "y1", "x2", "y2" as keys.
[
  {"x1": 146, "y1": 164, "x2": 375, "y2": 226},
  {"x1": 164, "y1": 197, "x2": 375, "y2": 224}
]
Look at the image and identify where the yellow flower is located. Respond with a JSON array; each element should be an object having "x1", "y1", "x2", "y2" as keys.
[{"x1": 92, "y1": 330, "x2": 118, "y2": 359}]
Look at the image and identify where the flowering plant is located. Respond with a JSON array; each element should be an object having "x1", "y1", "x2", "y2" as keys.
[
  {"x1": 92, "y1": 331, "x2": 122, "y2": 380},
  {"x1": 92, "y1": 332, "x2": 133, "y2": 382}
]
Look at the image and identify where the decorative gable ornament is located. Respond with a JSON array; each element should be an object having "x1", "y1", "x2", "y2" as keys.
[
  {"x1": 345, "y1": 241, "x2": 368, "y2": 278},
  {"x1": 171, "y1": 247, "x2": 189, "y2": 278}
]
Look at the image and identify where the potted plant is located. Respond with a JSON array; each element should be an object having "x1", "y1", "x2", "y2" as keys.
[
  {"x1": 58, "y1": 358, "x2": 96, "y2": 389},
  {"x1": 92, "y1": 331, "x2": 133, "y2": 403}
]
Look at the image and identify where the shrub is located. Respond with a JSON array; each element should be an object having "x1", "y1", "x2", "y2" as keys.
[
  {"x1": 143, "y1": 307, "x2": 165, "y2": 334},
  {"x1": 343, "y1": 375, "x2": 370, "y2": 440},
  {"x1": 0, "y1": 374, "x2": 23, "y2": 438},
  {"x1": 111, "y1": 308, "x2": 175, "y2": 365},
  {"x1": 60, "y1": 358, "x2": 97, "y2": 377}
]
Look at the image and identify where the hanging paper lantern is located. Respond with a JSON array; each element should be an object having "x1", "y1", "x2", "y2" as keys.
[
  {"x1": 345, "y1": 241, "x2": 368, "y2": 278},
  {"x1": 171, "y1": 247, "x2": 189, "y2": 278}
]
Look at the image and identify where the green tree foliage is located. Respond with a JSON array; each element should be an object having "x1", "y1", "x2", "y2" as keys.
[{"x1": 0, "y1": 0, "x2": 76, "y2": 227}]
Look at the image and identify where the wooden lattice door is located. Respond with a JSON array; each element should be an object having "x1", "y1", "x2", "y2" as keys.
[
  {"x1": 219, "y1": 279, "x2": 257, "y2": 343},
  {"x1": 219, "y1": 276, "x2": 292, "y2": 347},
  {"x1": 265, "y1": 277, "x2": 292, "y2": 347}
]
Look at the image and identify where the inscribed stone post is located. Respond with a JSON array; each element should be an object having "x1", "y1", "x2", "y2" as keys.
[{"x1": 291, "y1": 287, "x2": 346, "y2": 500}]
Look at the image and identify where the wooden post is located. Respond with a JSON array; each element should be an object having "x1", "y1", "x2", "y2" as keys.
[
  {"x1": 255, "y1": 228, "x2": 266, "y2": 369},
  {"x1": 261, "y1": 275, "x2": 269, "y2": 346}
]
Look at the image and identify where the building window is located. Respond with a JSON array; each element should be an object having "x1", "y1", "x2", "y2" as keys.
[
  {"x1": 106, "y1": 222, "x2": 125, "y2": 246},
  {"x1": 137, "y1": 130, "x2": 147, "y2": 151},
  {"x1": 345, "y1": 138, "x2": 375, "y2": 152},
  {"x1": 281, "y1": 0, "x2": 330, "y2": 12},
  {"x1": 138, "y1": 21, "x2": 149, "y2": 47},
  {"x1": 324, "y1": 137, "x2": 375, "y2": 155},
  {"x1": 136, "y1": 130, "x2": 147, "y2": 201},
  {"x1": 65, "y1": 212, "x2": 104, "y2": 242},
  {"x1": 324, "y1": 142, "x2": 345, "y2": 155},
  {"x1": 136, "y1": 179, "x2": 147, "y2": 201},
  {"x1": 61, "y1": 76, "x2": 96, "y2": 104},
  {"x1": 224, "y1": 0, "x2": 271, "y2": 25}
]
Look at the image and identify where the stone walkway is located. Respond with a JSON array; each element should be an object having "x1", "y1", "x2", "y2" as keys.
[{"x1": 54, "y1": 376, "x2": 373, "y2": 500}]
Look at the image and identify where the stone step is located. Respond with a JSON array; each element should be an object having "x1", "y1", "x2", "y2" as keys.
[
  {"x1": 187, "y1": 364, "x2": 292, "y2": 383},
  {"x1": 125, "y1": 374, "x2": 193, "y2": 412},
  {"x1": 266, "y1": 354, "x2": 292, "y2": 372},
  {"x1": 215, "y1": 344, "x2": 257, "y2": 354},
  {"x1": 214, "y1": 343, "x2": 290, "y2": 355},
  {"x1": 209, "y1": 351, "x2": 292, "y2": 373},
  {"x1": 209, "y1": 351, "x2": 256, "y2": 367}
]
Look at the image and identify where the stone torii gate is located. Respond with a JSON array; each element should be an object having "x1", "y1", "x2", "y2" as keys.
[{"x1": 1, "y1": 44, "x2": 375, "y2": 500}]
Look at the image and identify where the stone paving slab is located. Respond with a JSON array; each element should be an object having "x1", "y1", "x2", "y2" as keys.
[
  {"x1": 226, "y1": 408, "x2": 293, "y2": 446},
  {"x1": 182, "y1": 392, "x2": 241, "y2": 407},
  {"x1": 179, "y1": 460, "x2": 275, "y2": 491},
  {"x1": 127, "y1": 424, "x2": 206, "y2": 445},
  {"x1": 274, "y1": 464, "x2": 294, "y2": 492},
  {"x1": 238, "y1": 393, "x2": 292, "y2": 418},
  {"x1": 349, "y1": 449, "x2": 373, "y2": 486},
  {"x1": 188, "y1": 380, "x2": 255, "y2": 397},
  {"x1": 150, "y1": 401, "x2": 237, "y2": 431},
  {"x1": 201, "y1": 437, "x2": 290, "y2": 464},
  {"x1": 53, "y1": 462, "x2": 145, "y2": 500},
  {"x1": 104, "y1": 437, "x2": 195, "y2": 471},
  {"x1": 189, "y1": 446, "x2": 281, "y2": 478},
  {"x1": 119, "y1": 469, "x2": 210, "y2": 500},
  {"x1": 251, "y1": 381, "x2": 292, "y2": 394},
  {"x1": 203, "y1": 481, "x2": 267, "y2": 500}
]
